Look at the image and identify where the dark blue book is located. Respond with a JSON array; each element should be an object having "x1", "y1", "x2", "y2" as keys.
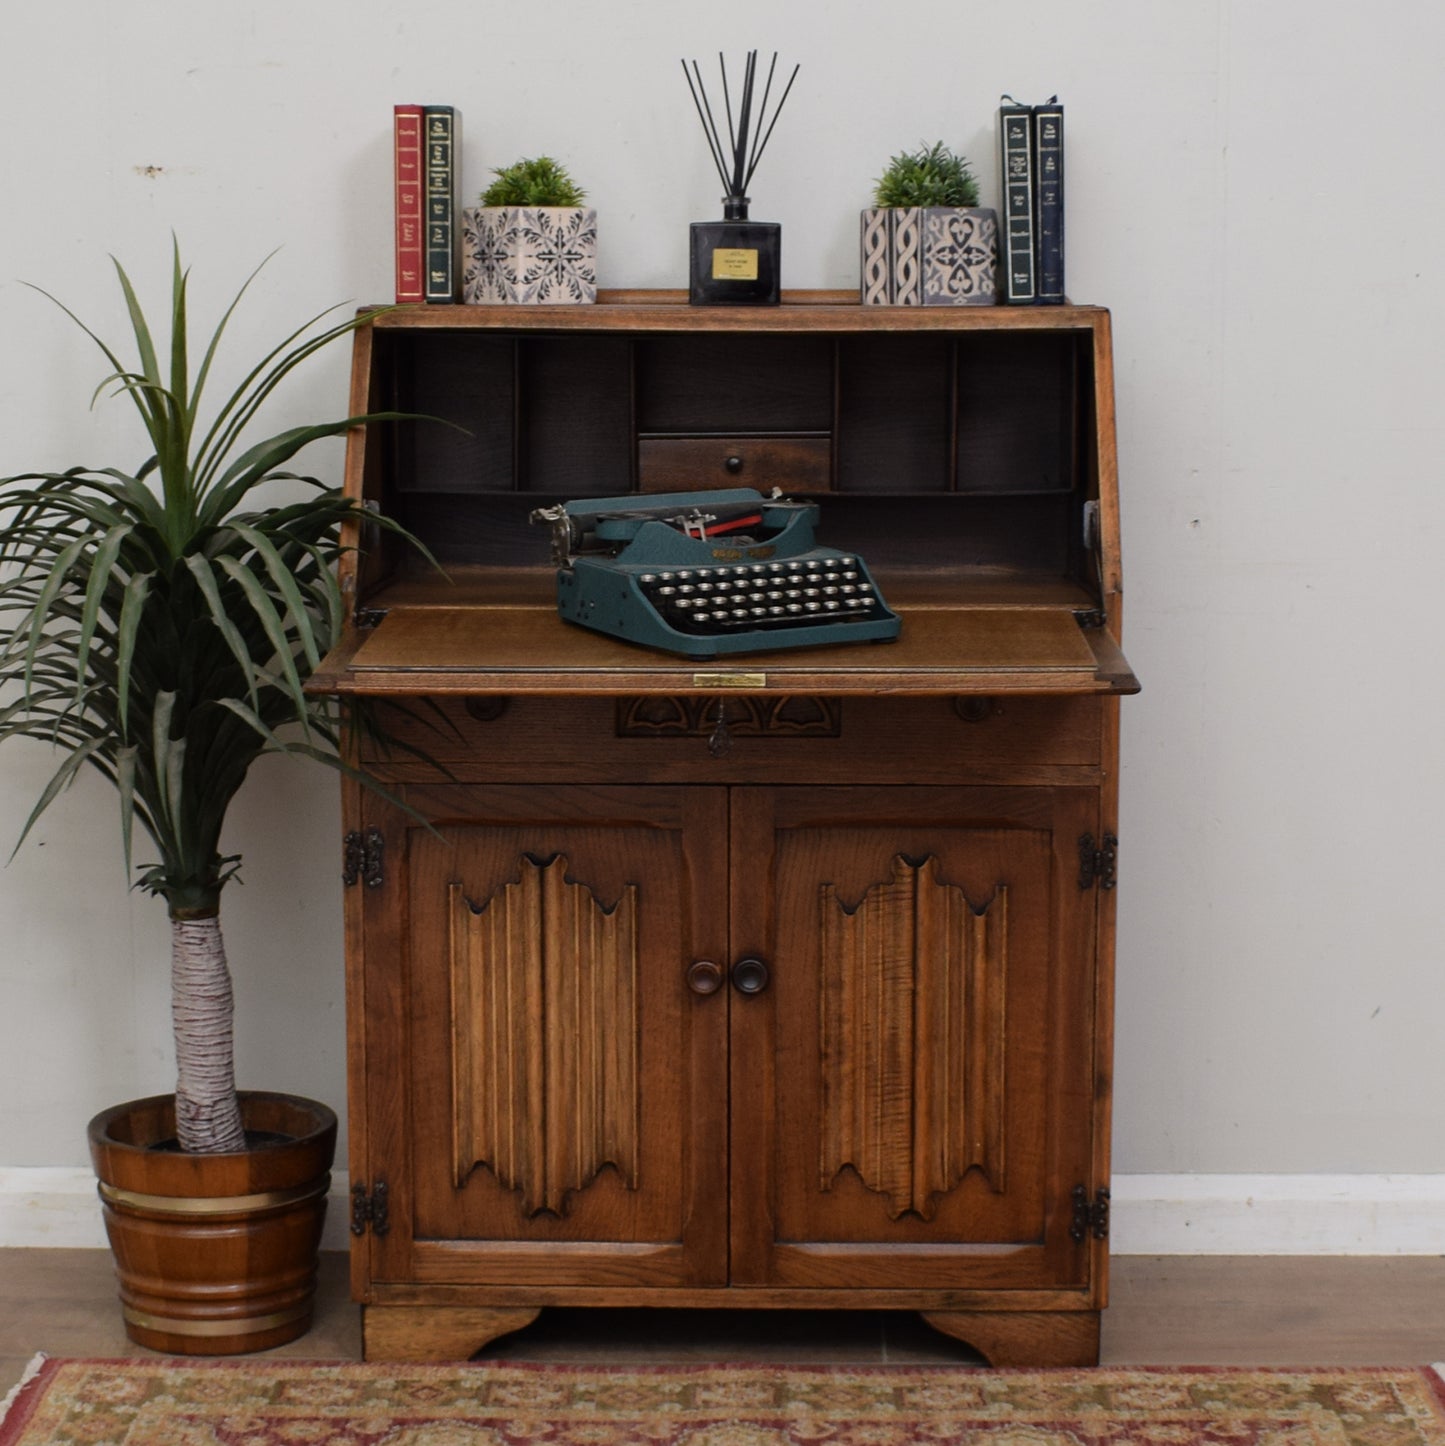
[
  {"x1": 997, "y1": 99, "x2": 1036, "y2": 303},
  {"x1": 1033, "y1": 98, "x2": 1065, "y2": 303},
  {"x1": 423, "y1": 105, "x2": 459, "y2": 303}
]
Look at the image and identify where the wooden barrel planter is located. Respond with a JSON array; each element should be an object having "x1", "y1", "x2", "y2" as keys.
[{"x1": 87, "y1": 1091, "x2": 337, "y2": 1355}]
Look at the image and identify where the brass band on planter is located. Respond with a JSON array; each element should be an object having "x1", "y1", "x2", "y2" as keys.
[
  {"x1": 122, "y1": 1304, "x2": 311, "y2": 1338},
  {"x1": 97, "y1": 1179, "x2": 328, "y2": 1216}
]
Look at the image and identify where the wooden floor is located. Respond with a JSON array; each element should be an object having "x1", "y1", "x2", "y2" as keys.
[{"x1": 3, "y1": 1251, "x2": 1443, "y2": 1396}]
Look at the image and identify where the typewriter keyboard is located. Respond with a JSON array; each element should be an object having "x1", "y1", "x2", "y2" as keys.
[{"x1": 636, "y1": 556, "x2": 890, "y2": 635}]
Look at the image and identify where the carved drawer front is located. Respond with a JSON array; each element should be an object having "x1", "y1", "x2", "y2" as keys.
[
  {"x1": 358, "y1": 696, "x2": 1103, "y2": 783},
  {"x1": 637, "y1": 435, "x2": 832, "y2": 494}
]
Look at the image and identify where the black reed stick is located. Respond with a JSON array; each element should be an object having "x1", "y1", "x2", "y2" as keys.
[
  {"x1": 742, "y1": 60, "x2": 799, "y2": 189},
  {"x1": 682, "y1": 49, "x2": 799, "y2": 213},
  {"x1": 745, "y1": 51, "x2": 779, "y2": 185},
  {"x1": 682, "y1": 60, "x2": 731, "y2": 193},
  {"x1": 730, "y1": 51, "x2": 755, "y2": 198}
]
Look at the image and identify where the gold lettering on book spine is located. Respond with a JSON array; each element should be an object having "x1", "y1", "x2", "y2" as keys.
[
  {"x1": 820, "y1": 855, "x2": 1007, "y2": 1220},
  {"x1": 449, "y1": 856, "x2": 639, "y2": 1217}
]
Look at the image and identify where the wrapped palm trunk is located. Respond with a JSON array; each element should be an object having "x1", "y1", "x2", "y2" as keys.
[{"x1": 170, "y1": 912, "x2": 246, "y2": 1154}]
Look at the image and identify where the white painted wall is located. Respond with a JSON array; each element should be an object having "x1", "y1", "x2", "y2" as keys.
[{"x1": 2, "y1": 1, "x2": 1443, "y2": 1222}]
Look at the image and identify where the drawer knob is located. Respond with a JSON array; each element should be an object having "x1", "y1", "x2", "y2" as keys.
[
  {"x1": 686, "y1": 959, "x2": 725, "y2": 995},
  {"x1": 724, "y1": 454, "x2": 744, "y2": 474},
  {"x1": 731, "y1": 957, "x2": 770, "y2": 995}
]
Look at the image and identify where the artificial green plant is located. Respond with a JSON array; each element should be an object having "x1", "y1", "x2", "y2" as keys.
[
  {"x1": 873, "y1": 141, "x2": 981, "y2": 209},
  {"x1": 0, "y1": 245, "x2": 404, "y2": 1153},
  {"x1": 479, "y1": 155, "x2": 588, "y2": 208}
]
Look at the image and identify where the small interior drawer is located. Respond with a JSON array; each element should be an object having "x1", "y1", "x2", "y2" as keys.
[{"x1": 637, "y1": 435, "x2": 832, "y2": 494}]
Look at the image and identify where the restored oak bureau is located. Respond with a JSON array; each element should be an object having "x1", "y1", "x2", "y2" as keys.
[{"x1": 313, "y1": 291, "x2": 1138, "y2": 1366}]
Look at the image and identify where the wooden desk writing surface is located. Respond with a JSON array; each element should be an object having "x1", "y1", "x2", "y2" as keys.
[
  {"x1": 337, "y1": 605, "x2": 1128, "y2": 696},
  {"x1": 325, "y1": 296, "x2": 1134, "y2": 1370}
]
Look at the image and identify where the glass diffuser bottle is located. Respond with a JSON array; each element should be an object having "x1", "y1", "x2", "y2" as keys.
[{"x1": 682, "y1": 50, "x2": 798, "y2": 306}]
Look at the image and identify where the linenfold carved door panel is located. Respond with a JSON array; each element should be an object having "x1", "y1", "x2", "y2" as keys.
[
  {"x1": 818, "y1": 853, "x2": 1009, "y2": 1221},
  {"x1": 447, "y1": 857, "x2": 640, "y2": 1218},
  {"x1": 359, "y1": 785, "x2": 729, "y2": 1289},
  {"x1": 728, "y1": 786, "x2": 1097, "y2": 1289}
]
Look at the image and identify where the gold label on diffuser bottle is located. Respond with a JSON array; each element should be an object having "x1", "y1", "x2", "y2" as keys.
[{"x1": 712, "y1": 248, "x2": 760, "y2": 281}]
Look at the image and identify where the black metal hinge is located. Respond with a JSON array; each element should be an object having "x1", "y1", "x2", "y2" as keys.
[
  {"x1": 343, "y1": 828, "x2": 385, "y2": 889},
  {"x1": 353, "y1": 606, "x2": 389, "y2": 630},
  {"x1": 1070, "y1": 1184, "x2": 1110, "y2": 1242},
  {"x1": 1078, "y1": 832, "x2": 1118, "y2": 891},
  {"x1": 350, "y1": 1179, "x2": 390, "y2": 1237}
]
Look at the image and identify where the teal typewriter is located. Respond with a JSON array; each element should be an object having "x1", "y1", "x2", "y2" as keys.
[{"x1": 529, "y1": 488, "x2": 901, "y2": 659}]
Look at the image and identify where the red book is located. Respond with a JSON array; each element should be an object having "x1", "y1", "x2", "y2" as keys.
[{"x1": 394, "y1": 105, "x2": 425, "y2": 303}]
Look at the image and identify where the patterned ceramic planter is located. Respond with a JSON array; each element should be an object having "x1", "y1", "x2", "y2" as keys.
[
  {"x1": 462, "y1": 206, "x2": 598, "y2": 304},
  {"x1": 860, "y1": 206, "x2": 998, "y2": 306}
]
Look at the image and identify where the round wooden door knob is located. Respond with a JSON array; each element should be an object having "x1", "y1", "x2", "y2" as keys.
[
  {"x1": 730, "y1": 957, "x2": 770, "y2": 995},
  {"x1": 686, "y1": 959, "x2": 725, "y2": 995}
]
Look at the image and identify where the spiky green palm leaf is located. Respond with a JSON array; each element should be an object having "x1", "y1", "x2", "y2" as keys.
[
  {"x1": 1, "y1": 464, "x2": 376, "y2": 909},
  {"x1": 0, "y1": 245, "x2": 426, "y2": 1150},
  {"x1": 0, "y1": 246, "x2": 417, "y2": 913}
]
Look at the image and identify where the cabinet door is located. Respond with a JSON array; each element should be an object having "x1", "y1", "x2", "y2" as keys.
[
  {"x1": 356, "y1": 784, "x2": 729, "y2": 1288},
  {"x1": 729, "y1": 786, "x2": 1099, "y2": 1290}
]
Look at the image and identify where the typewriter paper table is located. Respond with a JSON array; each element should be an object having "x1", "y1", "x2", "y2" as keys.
[{"x1": 313, "y1": 293, "x2": 1138, "y2": 1367}]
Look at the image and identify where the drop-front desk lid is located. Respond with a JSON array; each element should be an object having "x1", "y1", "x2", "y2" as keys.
[{"x1": 312, "y1": 575, "x2": 1138, "y2": 698}]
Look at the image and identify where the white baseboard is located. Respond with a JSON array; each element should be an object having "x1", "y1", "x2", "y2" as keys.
[
  {"x1": 2, "y1": 1171, "x2": 1442, "y2": 1255},
  {"x1": 0, "y1": 1168, "x2": 355, "y2": 1252},
  {"x1": 1108, "y1": 1174, "x2": 1445, "y2": 1255}
]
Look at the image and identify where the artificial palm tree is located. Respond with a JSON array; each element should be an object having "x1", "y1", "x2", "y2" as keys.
[{"x1": 0, "y1": 245, "x2": 402, "y2": 1153}]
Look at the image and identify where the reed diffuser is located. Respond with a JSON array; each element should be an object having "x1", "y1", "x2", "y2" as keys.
[{"x1": 681, "y1": 49, "x2": 799, "y2": 305}]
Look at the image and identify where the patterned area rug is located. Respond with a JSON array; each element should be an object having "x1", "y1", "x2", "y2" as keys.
[{"x1": 3, "y1": 1358, "x2": 1444, "y2": 1445}]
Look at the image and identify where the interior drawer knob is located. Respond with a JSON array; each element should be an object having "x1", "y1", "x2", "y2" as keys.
[
  {"x1": 731, "y1": 957, "x2": 770, "y2": 995},
  {"x1": 724, "y1": 454, "x2": 744, "y2": 473}
]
